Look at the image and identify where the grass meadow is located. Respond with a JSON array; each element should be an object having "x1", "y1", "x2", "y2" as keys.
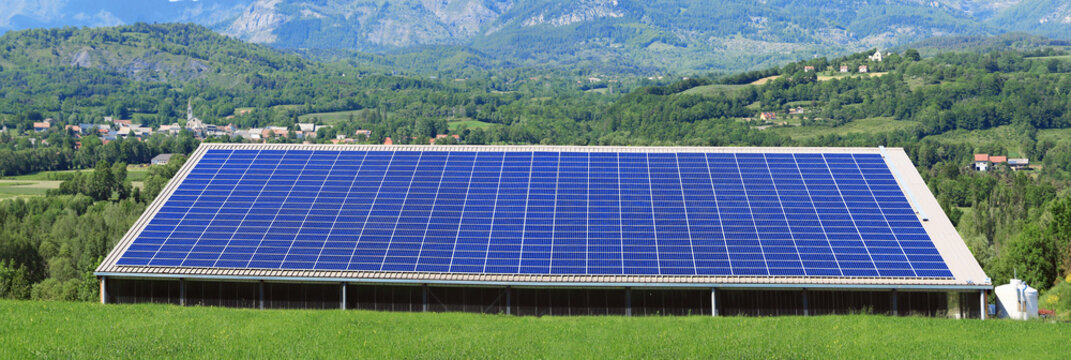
[{"x1": 1, "y1": 300, "x2": 1069, "y2": 359}]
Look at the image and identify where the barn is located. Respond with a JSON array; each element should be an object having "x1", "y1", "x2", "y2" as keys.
[{"x1": 96, "y1": 144, "x2": 990, "y2": 317}]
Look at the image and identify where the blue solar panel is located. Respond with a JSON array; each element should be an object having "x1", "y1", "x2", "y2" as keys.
[{"x1": 116, "y1": 149, "x2": 952, "y2": 278}]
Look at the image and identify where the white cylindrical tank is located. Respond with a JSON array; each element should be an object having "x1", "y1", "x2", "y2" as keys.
[{"x1": 995, "y1": 279, "x2": 1039, "y2": 320}]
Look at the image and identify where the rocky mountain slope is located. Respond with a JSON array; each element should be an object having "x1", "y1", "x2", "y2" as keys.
[{"x1": 2, "y1": 1, "x2": 1070, "y2": 73}]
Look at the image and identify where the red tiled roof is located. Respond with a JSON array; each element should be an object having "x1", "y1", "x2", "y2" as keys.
[
  {"x1": 974, "y1": 154, "x2": 989, "y2": 162},
  {"x1": 990, "y1": 156, "x2": 1007, "y2": 163}
]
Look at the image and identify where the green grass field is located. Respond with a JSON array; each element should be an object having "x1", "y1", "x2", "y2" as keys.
[
  {"x1": 680, "y1": 84, "x2": 746, "y2": 97},
  {"x1": 0, "y1": 166, "x2": 152, "y2": 198},
  {"x1": 767, "y1": 117, "x2": 921, "y2": 141},
  {"x1": 448, "y1": 119, "x2": 496, "y2": 131},
  {"x1": 297, "y1": 109, "x2": 372, "y2": 125},
  {"x1": 1, "y1": 300, "x2": 1069, "y2": 358},
  {"x1": 2, "y1": 166, "x2": 149, "y2": 182},
  {"x1": 926, "y1": 126, "x2": 1031, "y2": 157},
  {"x1": 0, "y1": 180, "x2": 58, "y2": 200}
]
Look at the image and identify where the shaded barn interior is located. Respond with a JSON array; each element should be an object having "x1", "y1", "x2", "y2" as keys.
[{"x1": 103, "y1": 278, "x2": 977, "y2": 317}]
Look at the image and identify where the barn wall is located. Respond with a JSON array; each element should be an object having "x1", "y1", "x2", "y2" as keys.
[{"x1": 103, "y1": 278, "x2": 971, "y2": 318}]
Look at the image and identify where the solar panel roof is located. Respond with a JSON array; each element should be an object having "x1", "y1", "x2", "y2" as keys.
[{"x1": 98, "y1": 145, "x2": 989, "y2": 288}]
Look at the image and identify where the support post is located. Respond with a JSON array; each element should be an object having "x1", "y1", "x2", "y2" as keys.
[
  {"x1": 258, "y1": 280, "x2": 265, "y2": 310},
  {"x1": 711, "y1": 288, "x2": 718, "y2": 317},
  {"x1": 422, "y1": 284, "x2": 429, "y2": 312},
  {"x1": 505, "y1": 286, "x2": 512, "y2": 315},
  {"x1": 980, "y1": 290, "x2": 986, "y2": 320},
  {"x1": 625, "y1": 287, "x2": 632, "y2": 317},
  {"x1": 99, "y1": 276, "x2": 107, "y2": 304},
  {"x1": 802, "y1": 288, "x2": 809, "y2": 316},
  {"x1": 179, "y1": 278, "x2": 186, "y2": 306},
  {"x1": 891, "y1": 289, "x2": 898, "y2": 316},
  {"x1": 341, "y1": 283, "x2": 347, "y2": 310}
]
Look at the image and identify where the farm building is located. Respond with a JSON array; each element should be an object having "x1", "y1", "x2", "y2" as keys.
[{"x1": 97, "y1": 144, "x2": 990, "y2": 317}]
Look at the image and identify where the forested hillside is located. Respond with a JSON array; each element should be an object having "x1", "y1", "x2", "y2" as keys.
[{"x1": 1, "y1": 24, "x2": 1070, "y2": 316}]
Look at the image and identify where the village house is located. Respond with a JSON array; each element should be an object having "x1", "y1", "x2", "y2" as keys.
[
  {"x1": 859, "y1": 65, "x2": 869, "y2": 73},
  {"x1": 840, "y1": 65, "x2": 849, "y2": 73},
  {"x1": 868, "y1": 51, "x2": 884, "y2": 62},
  {"x1": 261, "y1": 126, "x2": 289, "y2": 138},
  {"x1": 803, "y1": 66, "x2": 815, "y2": 72},
  {"x1": 974, "y1": 154, "x2": 990, "y2": 172},
  {"x1": 64, "y1": 125, "x2": 81, "y2": 135},
  {"x1": 760, "y1": 112, "x2": 777, "y2": 121}
]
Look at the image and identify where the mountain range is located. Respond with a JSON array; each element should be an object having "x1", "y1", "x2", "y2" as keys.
[{"x1": 2, "y1": 0, "x2": 1070, "y2": 73}]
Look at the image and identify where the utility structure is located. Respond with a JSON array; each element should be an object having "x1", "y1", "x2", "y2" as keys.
[{"x1": 97, "y1": 144, "x2": 990, "y2": 317}]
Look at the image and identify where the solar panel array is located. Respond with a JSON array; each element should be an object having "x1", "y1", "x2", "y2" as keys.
[{"x1": 116, "y1": 149, "x2": 952, "y2": 278}]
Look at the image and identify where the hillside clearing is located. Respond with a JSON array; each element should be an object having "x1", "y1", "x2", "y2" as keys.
[
  {"x1": 681, "y1": 84, "x2": 747, "y2": 97},
  {"x1": 297, "y1": 109, "x2": 372, "y2": 125},
  {"x1": 0, "y1": 300, "x2": 1068, "y2": 359},
  {"x1": 766, "y1": 117, "x2": 920, "y2": 141},
  {"x1": 448, "y1": 119, "x2": 496, "y2": 131}
]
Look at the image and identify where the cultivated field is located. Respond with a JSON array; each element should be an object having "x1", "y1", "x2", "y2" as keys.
[
  {"x1": 1, "y1": 300, "x2": 1069, "y2": 359},
  {"x1": 0, "y1": 166, "x2": 151, "y2": 199}
]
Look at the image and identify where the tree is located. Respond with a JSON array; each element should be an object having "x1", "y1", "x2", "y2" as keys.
[
  {"x1": 904, "y1": 49, "x2": 921, "y2": 62},
  {"x1": 996, "y1": 224, "x2": 1057, "y2": 290}
]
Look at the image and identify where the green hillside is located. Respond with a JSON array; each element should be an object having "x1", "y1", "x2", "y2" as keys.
[
  {"x1": 2, "y1": 300, "x2": 1069, "y2": 359},
  {"x1": 0, "y1": 23, "x2": 314, "y2": 83}
]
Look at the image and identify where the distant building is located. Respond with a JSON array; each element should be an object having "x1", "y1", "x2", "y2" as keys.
[
  {"x1": 859, "y1": 65, "x2": 869, "y2": 73},
  {"x1": 355, "y1": 129, "x2": 371, "y2": 137},
  {"x1": 990, "y1": 156, "x2": 1007, "y2": 164},
  {"x1": 840, "y1": 65, "x2": 849, "y2": 73},
  {"x1": 760, "y1": 112, "x2": 777, "y2": 121},
  {"x1": 157, "y1": 123, "x2": 182, "y2": 135},
  {"x1": 788, "y1": 107, "x2": 807, "y2": 115},
  {"x1": 297, "y1": 123, "x2": 316, "y2": 132},
  {"x1": 263, "y1": 126, "x2": 289, "y2": 138},
  {"x1": 383, "y1": 137, "x2": 393, "y2": 145},
  {"x1": 151, "y1": 154, "x2": 176, "y2": 166},
  {"x1": 803, "y1": 66, "x2": 815, "y2": 72},
  {"x1": 32, "y1": 122, "x2": 51, "y2": 132},
  {"x1": 868, "y1": 51, "x2": 884, "y2": 62},
  {"x1": 974, "y1": 154, "x2": 990, "y2": 172},
  {"x1": 78, "y1": 123, "x2": 96, "y2": 135},
  {"x1": 1008, "y1": 158, "x2": 1029, "y2": 170}
]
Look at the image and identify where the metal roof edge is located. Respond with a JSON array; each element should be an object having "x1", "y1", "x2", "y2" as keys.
[
  {"x1": 194, "y1": 143, "x2": 893, "y2": 154},
  {"x1": 94, "y1": 271, "x2": 992, "y2": 291}
]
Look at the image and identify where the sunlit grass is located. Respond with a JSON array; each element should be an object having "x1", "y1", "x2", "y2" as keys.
[{"x1": 1, "y1": 300, "x2": 1068, "y2": 359}]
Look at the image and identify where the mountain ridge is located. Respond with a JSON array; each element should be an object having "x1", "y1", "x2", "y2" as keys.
[{"x1": 3, "y1": 1, "x2": 1071, "y2": 73}]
